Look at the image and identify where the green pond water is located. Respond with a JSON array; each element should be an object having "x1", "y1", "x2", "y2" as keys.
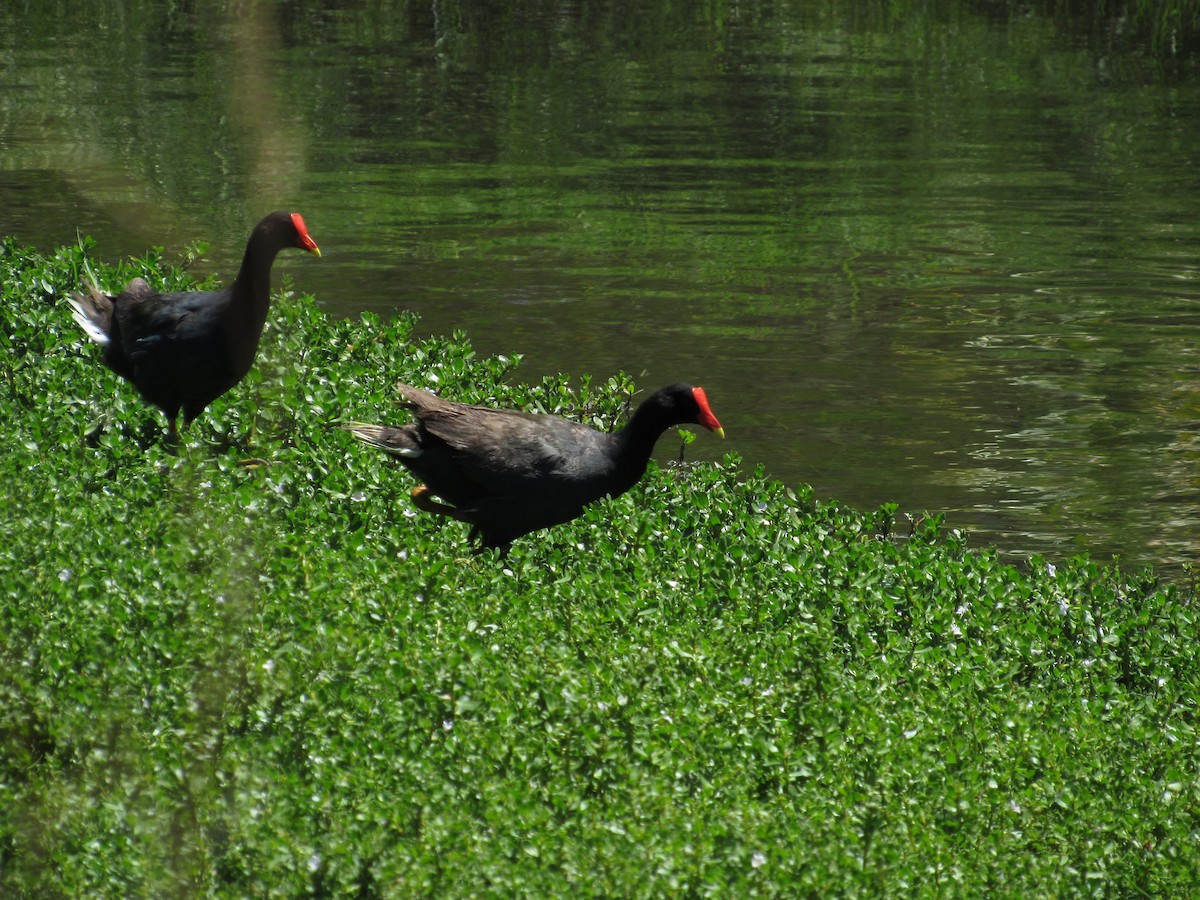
[{"x1": 4, "y1": 0, "x2": 1200, "y2": 575}]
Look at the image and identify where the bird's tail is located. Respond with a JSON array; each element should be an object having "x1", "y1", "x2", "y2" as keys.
[
  {"x1": 344, "y1": 422, "x2": 422, "y2": 458},
  {"x1": 67, "y1": 272, "x2": 113, "y2": 346}
]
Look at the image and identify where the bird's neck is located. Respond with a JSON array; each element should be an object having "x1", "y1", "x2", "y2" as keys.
[
  {"x1": 230, "y1": 238, "x2": 279, "y2": 320},
  {"x1": 612, "y1": 406, "x2": 672, "y2": 475}
]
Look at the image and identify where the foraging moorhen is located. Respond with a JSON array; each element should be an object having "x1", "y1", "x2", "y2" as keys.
[
  {"x1": 68, "y1": 211, "x2": 321, "y2": 438},
  {"x1": 347, "y1": 382, "x2": 725, "y2": 549}
]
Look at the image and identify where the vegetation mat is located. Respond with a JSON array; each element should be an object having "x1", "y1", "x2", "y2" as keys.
[{"x1": 2, "y1": 238, "x2": 1198, "y2": 896}]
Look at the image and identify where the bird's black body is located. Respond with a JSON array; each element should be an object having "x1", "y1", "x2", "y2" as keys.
[
  {"x1": 69, "y1": 211, "x2": 320, "y2": 436},
  {"x1": 348, "y1": 382, "x2": 725, "y2": 549}
]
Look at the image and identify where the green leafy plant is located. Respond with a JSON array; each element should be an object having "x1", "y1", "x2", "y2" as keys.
[{"x1": 2, "y1": 236, "x2": 1198, "y2": 897}]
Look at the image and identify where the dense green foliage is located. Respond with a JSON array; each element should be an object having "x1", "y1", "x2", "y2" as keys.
[{"x1": 2, "y1": 239, "x2": 1199, "y2": 896}]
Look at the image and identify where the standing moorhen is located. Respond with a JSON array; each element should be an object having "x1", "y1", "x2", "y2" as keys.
[
  {"x1": 68, "y1": 211, "x2": 321, "y2": 438},
  {"x1": 347, "y1": 382, "x2": 725, "y2": 549}
]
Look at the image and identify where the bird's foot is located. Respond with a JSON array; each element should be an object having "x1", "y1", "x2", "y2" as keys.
[{"x1": 411, "y1": 485, "x2": 468, "y2": 521}]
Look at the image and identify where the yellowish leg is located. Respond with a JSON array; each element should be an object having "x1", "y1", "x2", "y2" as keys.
[{"x1": 411, "y1": 485, "x2": 471, "y2": 522}]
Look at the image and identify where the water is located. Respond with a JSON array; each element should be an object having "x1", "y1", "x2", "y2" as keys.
[{"x1": 4, "y1": 1, "x2": 1200, "y2": 577}]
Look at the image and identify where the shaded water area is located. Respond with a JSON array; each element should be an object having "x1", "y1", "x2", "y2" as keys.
[{"x1": 5, "y1": 1, "x2": 1200, "y2": 577}]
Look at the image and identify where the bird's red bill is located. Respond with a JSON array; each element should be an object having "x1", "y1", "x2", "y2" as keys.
[
  {"x1": 291, "y1": 213, "x2": 321, "y2": 256},
  {"x1": 691, "y1": 386, "x2": 725, "y2": 437}
]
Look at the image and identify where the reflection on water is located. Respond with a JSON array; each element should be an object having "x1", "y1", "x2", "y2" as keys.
[{"x1": 3, "y1": 1, "x2": 1200, "y2": 576}]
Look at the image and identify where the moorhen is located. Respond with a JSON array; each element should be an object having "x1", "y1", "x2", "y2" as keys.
[
  {"x1": 347, "y1": 382, "x2": 725, "y2": 549},
  {"x1": 68, "y1": 211, "x2": 321, "y2": 438}
]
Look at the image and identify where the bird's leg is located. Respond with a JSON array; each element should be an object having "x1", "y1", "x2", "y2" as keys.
[
  {"x1": 411, "y1": 485, "x2": 471, "y2": 522},
  {"x1": 167, "y1": 417, "x2": 179, "y2": 443},
  {"x1": 472, "y1": 539, "x2": 509, "y2": 560}
]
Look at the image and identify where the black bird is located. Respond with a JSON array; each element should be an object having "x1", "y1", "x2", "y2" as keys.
[
  {"x1": 69, "y1": 211, "x2": 320, "y2": 438},
  {"x1": 347, "y1": 382, "x2": 725, "y2": 549}
]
